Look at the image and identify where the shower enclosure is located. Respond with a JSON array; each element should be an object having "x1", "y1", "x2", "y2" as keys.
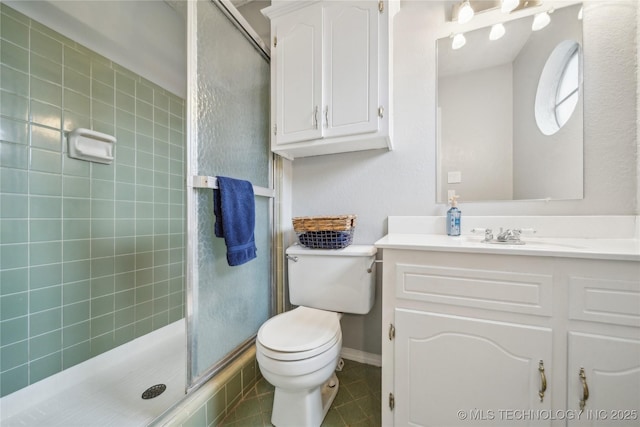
[
  {"x1": 185, "y1": 0, "x2": 274, "y2": 390},
  {"x1": 0, "y1": 1, "x2": 272, "y2": 421}
]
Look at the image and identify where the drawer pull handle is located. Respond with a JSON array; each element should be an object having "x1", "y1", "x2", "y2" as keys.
[
  {"x1": 579, "y1": 367, "x2": 589, "y2": 411},
  {"x1": 538, "y1": 360, "x2": 547, "y2": 402}
]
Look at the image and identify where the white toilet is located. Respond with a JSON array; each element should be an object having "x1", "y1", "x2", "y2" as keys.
[{"x1": 256, "y1": 244, "x2": 377, "y2": 427}]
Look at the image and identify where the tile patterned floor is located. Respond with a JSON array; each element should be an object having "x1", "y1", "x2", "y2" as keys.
[{"x1": 220, "y1": 359, "x2": 382, "y2": 427}]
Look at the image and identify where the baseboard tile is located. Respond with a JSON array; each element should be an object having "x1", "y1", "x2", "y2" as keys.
[{"x1": 340, "y1": 347, "x2": 382, "y2": 367}]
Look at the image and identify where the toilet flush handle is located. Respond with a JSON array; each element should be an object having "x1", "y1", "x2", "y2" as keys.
[
  {"x1": 286, "y1": 254, "x2": 298, "y2": 262},
  {"x1": 367, "y1": 259, "x2": 382, "y2": 273}
]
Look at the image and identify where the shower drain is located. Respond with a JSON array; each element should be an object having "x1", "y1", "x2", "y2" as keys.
[{"x1": 142, "y1": 384, "x2": 167, "y2": 400}]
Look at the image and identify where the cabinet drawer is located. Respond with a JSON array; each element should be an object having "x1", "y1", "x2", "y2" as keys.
[
  {"x1": 569, "y1": 276, "x2": 640, "y2": 327},
  {"x1": 395, "y1": 263, "x2": 553, "y2": 316}
]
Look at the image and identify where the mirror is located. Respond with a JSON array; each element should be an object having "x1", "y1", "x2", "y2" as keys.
[{"x1": 436, "y1": 3, "x2": 584, "y2": 203}]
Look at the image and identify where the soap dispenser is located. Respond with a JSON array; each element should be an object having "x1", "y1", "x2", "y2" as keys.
[{"x1": 446, "y1": 195, "x2": 461, "y2": 236}]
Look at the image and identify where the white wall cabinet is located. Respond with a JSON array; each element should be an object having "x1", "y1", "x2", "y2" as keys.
[
  {"x1": 270, "y1": 3, "x2": 322, "y2": 145},
  {"x1": 380, "y1": 250, "x2": 640, "y2": 426},
  {"x1": 262, "y1": 0, "x2": 397, "y2": 159}
]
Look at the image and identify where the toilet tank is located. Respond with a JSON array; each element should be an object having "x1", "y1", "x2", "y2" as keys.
[{"x1": 286, "y1": 244, "x2": 377, "y2": 315}]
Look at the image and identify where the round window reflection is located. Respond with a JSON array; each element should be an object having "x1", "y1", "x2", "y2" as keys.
[{"x1": 535, "y1": 40, "x2": 582, "y2": 136}]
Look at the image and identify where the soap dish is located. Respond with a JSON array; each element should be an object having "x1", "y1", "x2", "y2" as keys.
[{"x1": 68, "y1": 128, "x2": 116, "y2": 164}]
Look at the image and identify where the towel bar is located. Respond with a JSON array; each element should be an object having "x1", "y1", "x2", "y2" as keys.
[{"x1": 191, "y1": 176, "x2": 275, "y2": 198}]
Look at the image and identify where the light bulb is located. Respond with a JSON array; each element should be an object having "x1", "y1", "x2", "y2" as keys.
[
  {"x1": 532, "y1": 12, "x2": 551, "y2": 31},
  {"x1": 489, "y1": 23, "x2": 506, "y2": 41},
  {"x1": 501, "y1": 0, "x2": 519, "y2": 13},
  {"x1": 452, "y1": 33, "x2": 466, "y2": 50},
  {"x1": 458, "y1": 1, "x2": 474, "y2": 24}
]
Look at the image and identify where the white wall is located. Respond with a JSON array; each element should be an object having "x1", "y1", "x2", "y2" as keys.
[
  {"x1": 292, "y1": 0, "x2": 638, "y2": 355},
  {"x1": 439, "y1": 62, "x2": 514, "y2": 201},
  {"x1": 5, "y1": 0, "x2": 186, "y2": 97}
]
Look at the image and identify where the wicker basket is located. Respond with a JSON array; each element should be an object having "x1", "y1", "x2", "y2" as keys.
[{"x1": 292, "y1": 215, "x2": 356, "y2": 249}]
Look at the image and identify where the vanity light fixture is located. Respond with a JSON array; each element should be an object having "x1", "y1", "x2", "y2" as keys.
[
  {"x1": 457, "y1": 0, "x2": 474, "y2": 24},
  {"x1": 501, "y1": 0, "x2": 520, "y2": 14},
  {"x1": 452, "y1": 33, "x2": 466, "y2": 50},
  {"x1": 532, "y1": 11, "x2": 551, "y2": 31},
  {"x1": 489, "y1": 23, "x2": 506, "y2": 40}
]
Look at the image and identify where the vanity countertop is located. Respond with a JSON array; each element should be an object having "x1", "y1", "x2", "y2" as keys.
[{"x1": 375, "y1": 234, "x2": 640, "y2": 262}]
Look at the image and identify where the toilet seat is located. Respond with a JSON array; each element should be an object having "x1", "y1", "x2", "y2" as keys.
[{"x1": 257, "y1": 307, "x2": 341, "y2": 361}]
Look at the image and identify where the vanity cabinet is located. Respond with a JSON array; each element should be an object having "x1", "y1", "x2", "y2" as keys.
[
  {"x1": 563, "y1": 260, "x2": 640, "y2": 426},
  {"x1": 566, "y1": 333, "x2": 640, "y2": 426},
  {"x1": 262, "y1": 0, "x2": 397, "y2": 159},
  {"x1": 379, "y1": 249, "x2": 640, "y2": 426},
  {"x1": 395, "y1": 309, "x2": 553, "y2": 426}
]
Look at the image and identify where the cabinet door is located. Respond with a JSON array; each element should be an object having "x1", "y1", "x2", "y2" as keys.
[
  {"x1": 273, "y1": 4, "x2": 322, "y2": 145},
  {"x1": 395, "y1": 309, "x2": 553, "y2": 426},
  {"x1": 323, "y1": 1, "x2": 379, "y2": 138},
  {"x1": 567, "y1": 332, "x2": 640, "y2": 426}
]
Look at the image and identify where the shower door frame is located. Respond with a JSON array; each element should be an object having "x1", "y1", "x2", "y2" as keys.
[{"x1": 184, "y1": 0, "x2": 276, "y2": 393}]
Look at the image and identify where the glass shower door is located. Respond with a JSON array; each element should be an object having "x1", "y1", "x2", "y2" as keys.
[{"x1": 186, "y1": 0, "x2": 273, "y2": 389}]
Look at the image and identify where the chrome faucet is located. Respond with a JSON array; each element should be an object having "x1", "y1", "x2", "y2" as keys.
[
  {"x1": 497, "y1": 228, "x2": 522, "y2": 243},
  {"x1": 472, "y1": 227, "x2": 536, "y2": 245}
]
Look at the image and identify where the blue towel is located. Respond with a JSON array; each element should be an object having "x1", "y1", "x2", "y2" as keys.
[{"x1": 213, "y1": 176, "x2": 257, "y2": 266}]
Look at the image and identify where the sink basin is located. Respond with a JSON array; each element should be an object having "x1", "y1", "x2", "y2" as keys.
[
  {"x1": 519, "y1": 238, "x2": 587, "y2": 250},
  {"x1": 461, "y1": 235, "x2": 589, "y2": 249},
  {"x1": 459, "y1": 235, "x2": 593, "y2": 250},
  {"x1": 482, "y1": 240, "x2": 526, "y2": 246},
  {"x1": 376, "y1": 233, "x2": 639, "y2": 261}
]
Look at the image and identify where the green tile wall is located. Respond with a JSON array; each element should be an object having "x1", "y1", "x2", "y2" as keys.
[{"x1": 0, "y1": 4, "x2": 186, "y2": 397}]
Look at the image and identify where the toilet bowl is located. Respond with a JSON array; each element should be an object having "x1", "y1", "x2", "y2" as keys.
[
  {"x1": 256, "y1": 244, "x2": 377, "y2": 427},
  {"x1": 256, "y1": 306, "x2": 342, "y2": 427}
]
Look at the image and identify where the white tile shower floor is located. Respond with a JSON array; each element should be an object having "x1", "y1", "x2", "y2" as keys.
[{"x1": 0, "y1": 321, "x2": 185, "y2": 427}]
